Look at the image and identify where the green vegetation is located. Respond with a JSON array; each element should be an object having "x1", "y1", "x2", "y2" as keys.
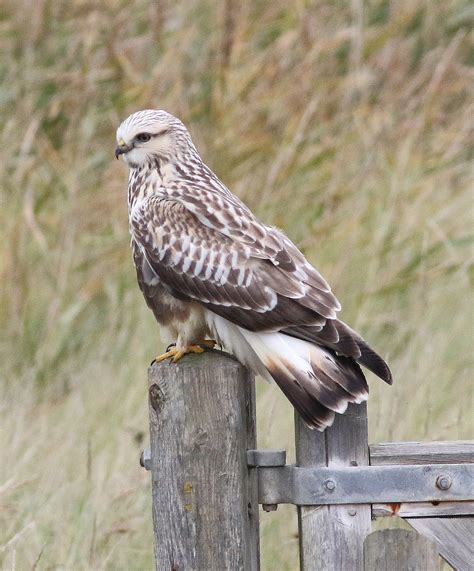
[{"x1": 0, "y1": 1, "x2": 472, "y2": 569}]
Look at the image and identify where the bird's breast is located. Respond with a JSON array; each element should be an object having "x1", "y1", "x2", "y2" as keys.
[{"x1": 127, "y1": 168, "x2": 163, "y2": 217}]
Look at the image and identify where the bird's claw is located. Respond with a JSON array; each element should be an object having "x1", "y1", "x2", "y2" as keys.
[
  {"x1": 152, "y1": 340, "x2": 217, "y2": 364},
  {"x1": 154, "y1": 344, "x2": 205, "y2": 364}
]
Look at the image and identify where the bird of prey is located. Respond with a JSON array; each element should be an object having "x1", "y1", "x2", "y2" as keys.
[{"x1": 115, "y1": 109, "x2": 392, "y2": 430}]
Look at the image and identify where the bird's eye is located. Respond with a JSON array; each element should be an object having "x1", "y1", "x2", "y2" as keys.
[{"x1": 135, "y1": 133, "x2": 151, "y2": 143}]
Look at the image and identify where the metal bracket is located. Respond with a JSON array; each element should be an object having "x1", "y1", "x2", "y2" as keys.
[
  {"x1": 247, "y1": 449, "x2": 474, "y2": 507},
  {"x1": 247, "y1": 449, "x2": 286, "y2": 467}
]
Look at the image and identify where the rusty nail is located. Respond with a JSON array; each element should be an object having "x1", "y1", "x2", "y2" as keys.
[
  {"x1": 262, "y1": 504, "x2": 278, "y2": 512},
  {"x1": 324, "y1": 479, "x2": 336, "y2": 492},
  {"x1": 436, "y1": 475, "x2": 452, "y2": 490}
]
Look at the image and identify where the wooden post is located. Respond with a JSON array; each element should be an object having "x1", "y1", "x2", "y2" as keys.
[
  {"x1": 364, "y1": 529, "x2": 440, "y2": 570},
  {"x1": 148, "y1": 351, "x2": 259, "y2": 571},
  {"x1": 295, "y1": 403, "x2": 371, "y2": 570}
]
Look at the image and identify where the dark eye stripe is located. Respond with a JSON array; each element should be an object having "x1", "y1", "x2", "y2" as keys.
[{"x1": 135, "y1": 129, "x2": 171, "y2": 143}]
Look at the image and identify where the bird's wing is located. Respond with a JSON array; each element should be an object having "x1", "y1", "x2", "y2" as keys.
[
  {"x1": 131, "y1": 240, "x2": 167, "y2": 323},
  {"x1": 130, "y1": 195, "x2": 340, "y2": 332},
  {"x1": 165, "y1": 180, "x2": 338, "y2": 298}
]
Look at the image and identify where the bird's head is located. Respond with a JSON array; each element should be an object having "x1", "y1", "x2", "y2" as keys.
[{"x1": 115, "y1": 109, "x2": 194, "y2": 167}]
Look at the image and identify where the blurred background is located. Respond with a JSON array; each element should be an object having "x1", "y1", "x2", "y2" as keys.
[{"x1": 0, "y1": 0, "x2": 472, "y2": 569}]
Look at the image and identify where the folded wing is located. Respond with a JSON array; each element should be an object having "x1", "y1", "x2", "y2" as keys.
[{"x1": 131, "y1": 193, "x2": 391, "y2": 429}]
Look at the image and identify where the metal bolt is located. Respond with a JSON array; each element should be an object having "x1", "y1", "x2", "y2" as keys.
[
  {"x1": 436, "y1": 475, "x2": 452, "y2": 491},
  {"x1": 324, "y1": 479, "x2": 336, "y2": 492},
  {"x1": 348, "y1": 509, "x2": 357, "y2": 516},
  {"x1": 140, "y1": 448, "x2": 151, "y2": 471},
  {"x1": 262, "y1": 504, "x2": 278, "y2": 512}
]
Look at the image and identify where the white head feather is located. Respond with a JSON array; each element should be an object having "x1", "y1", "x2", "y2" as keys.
[{"x1": 115, "y1": 109, "x2": 195, "y2": 167}]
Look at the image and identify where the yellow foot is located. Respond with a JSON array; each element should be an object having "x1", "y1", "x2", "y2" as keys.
[{"x1": 154, "y1": 344, "x2": 205, "y2": 363}]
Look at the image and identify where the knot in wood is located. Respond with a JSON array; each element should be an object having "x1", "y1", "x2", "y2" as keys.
[
  {"x1": 193, "y1": 427, "x2": 209, "y2": 448},
  {"x1": 149, "y1": 383, "x2": 166, "y2": 412}
]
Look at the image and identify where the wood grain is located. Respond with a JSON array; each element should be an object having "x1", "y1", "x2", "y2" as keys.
[
  {"x1": 370, "y1": 441, "x2": 474, "y2": 466},
  {"x1": 364, "y1": 529, "x2": 440, "y2": 570},
  {"x1": 295, "y1": 403, "x2": 371, "y2": 570},
  {"x1": 407, "y1": 516, "x2": 474, "y2": 570},
  {"x1": 148, "y1": 351, "x2": 259, "y2": 571}
]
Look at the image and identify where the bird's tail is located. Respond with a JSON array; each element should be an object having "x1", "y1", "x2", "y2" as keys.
[{"x1": 239, "y1": 329, "x2": 369, "y2": 430}]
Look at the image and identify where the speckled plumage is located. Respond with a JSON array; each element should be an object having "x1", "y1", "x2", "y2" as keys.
[{"x1": 116, "y1": 109, "x2": 392, "y2": 430}]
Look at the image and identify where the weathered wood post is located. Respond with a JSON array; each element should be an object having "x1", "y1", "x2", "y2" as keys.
[
  {"x1": 147, "y1": 351, "x2": 259, "y2": 571},
  {"x1": 295, "y1": 403, "x2": 371, "y2": 570},
  {"x1": 364, "y1": 529, "x2": 440, "y2": 570}
]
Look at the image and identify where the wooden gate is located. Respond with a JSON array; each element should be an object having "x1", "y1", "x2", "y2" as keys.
[{"x1": 142, "y1": 352, "x2": 473, "y2": 570}]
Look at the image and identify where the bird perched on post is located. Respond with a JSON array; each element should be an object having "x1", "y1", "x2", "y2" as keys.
[{"x1": 115, "y1": 109, "x2": 392, "y2": 430}]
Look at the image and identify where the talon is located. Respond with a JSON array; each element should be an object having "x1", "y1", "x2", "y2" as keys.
[
  {"x1": 154, "y1": 349, "x2": 177, "y2": 363},
  {"x1": 154, "y1": 344, "x2": 205, "y2": 364},
  {"x1": 166, "y1": 342, "x2": 176, "y2": 352}
]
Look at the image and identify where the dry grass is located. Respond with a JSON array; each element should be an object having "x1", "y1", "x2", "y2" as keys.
[{"x1": 0, "y1": 1, "x2": 472, "y2": 569}]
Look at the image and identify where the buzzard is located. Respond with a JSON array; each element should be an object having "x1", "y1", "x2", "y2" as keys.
[{"x1": 115, "y1": 110, "x2": 392, "y2": 430}]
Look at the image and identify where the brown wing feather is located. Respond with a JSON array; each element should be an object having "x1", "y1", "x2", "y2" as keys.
[
  {"x1": 132, "y1": 241, "x2": 162, "y2": 320},
  {"x1": 131, "y1": 196, "x2": 340, "y2": 331},
  {"x1": 283, "y1": 320, "x2": 392, "y2": 384},
  {"x1": 167, "y1": 182, "x2": 337, "y2": 299}
]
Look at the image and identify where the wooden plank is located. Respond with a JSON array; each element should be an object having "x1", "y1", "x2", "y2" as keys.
[
  {"x1": 246, "y1": 359, "x2": 260, "y2": 568},
  {"x1": 295, "y1": 410, "x2": 328, "y2": 571},
  {"x1": 295, "y1": 403, "x2": 371, "y2": 570},
  {"x1": 370, "y1": 441, "x2": 474, "y2": 466},
  {"x1": 373, "y1": 500, "x2": 474, "y2": 518},
  {"x1": 363, "y1": 529, "x2": 440, "y2": 570},
  {"x1": 407, "y1": 516, "x2": 474, "y2": 570},
  {"x1": 148, "y1": 351, "x2": 259, "y2": 571}
]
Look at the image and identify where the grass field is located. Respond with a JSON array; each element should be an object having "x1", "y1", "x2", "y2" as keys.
[{"x1": 0, "y1": 1, "x2": 472, "y2": 569}]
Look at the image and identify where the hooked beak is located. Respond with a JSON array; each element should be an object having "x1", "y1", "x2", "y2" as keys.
[{"x1": 115, "y1": 139, "x2": 132, "y2": 159}]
